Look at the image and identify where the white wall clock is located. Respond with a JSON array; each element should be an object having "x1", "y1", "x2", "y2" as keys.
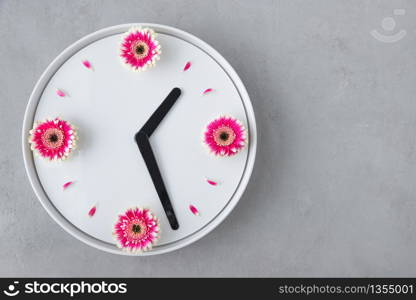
[{"x1": 22, "y1": 24, "x2": 257, "y2": 255}]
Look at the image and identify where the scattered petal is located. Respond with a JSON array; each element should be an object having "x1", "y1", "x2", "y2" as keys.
[
  {"x1": 63, "y1": 181, "x2": 74, "y2": 190},
  {"x1": 206, "y1": 179, "x2": 218, "y2": 186},
  {"x1": 203, "y1": 88, "x2": 213, "y2": 95},
  {"x1": 88, "y1": 205, "x2": 97, "y2": 217},
  {"x1": 183, "y1": 61, "x2": 191, "y2": 71},
  {"x1": 189, "y1": 205, "x2": 200, "y2": 216},
  {"x1": 82, "y1": 60, "x2": 92, "y2": 69},
  {"x1": 56, "y1": 89, "x2": 65, "y2": 97}
]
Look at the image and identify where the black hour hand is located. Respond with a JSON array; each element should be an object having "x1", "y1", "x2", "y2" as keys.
[{"x1": 140, "y1": 87, "x2": 181, "y2": 136}]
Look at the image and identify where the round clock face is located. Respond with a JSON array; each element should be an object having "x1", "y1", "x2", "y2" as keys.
[{"x1": 22, "y1": 24, "x2": 257, "y2": 255}]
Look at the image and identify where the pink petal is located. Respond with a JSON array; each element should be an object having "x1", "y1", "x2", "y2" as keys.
[
  {"x1": 189, "y1": 205, "x2": 200, "y2": 216},
  {"x1": 56, "y1": 89, "x2": 65, "y2": 97},
  {"x1": 203, "y1": 88, "x2": 213, "y2": 95},
  {"x1": 82, "y1": 60, "x2": 92, "y2": 69},
  {"x1": 206, "y1": 179, "x2": 218, "y2": 186},
  {"x1": 62, "y1": 181, "x2": 74, "y2": 190},
  {"x1": 183, "y1": 61, "x2": 191, "y2": 71},
  {"x1": 88, "y1": 205, "x2": 97, "y2": 217}
]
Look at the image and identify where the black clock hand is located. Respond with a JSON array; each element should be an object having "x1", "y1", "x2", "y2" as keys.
[
  {"x1": 135, "y1": 132, "x2": 179, "y2": 230},
  {"x1": 135, "y1": 88, "x2": 182, "y2": 230},
  {"x1": 140, "y1": 87, "x2": 181, "y2": 137}
]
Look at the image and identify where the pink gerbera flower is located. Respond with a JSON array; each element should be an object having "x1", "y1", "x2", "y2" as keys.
[
  {"x1": 120, "y1": 27, "x2": 161, "y2": 71},
  {"x1": 29, "y1": 117, "x2": 77, "y2": 161},
  {"x1": 113, "y1": 207, "x2": 160, "y2": 253},
  {"x1": 203, "y1": 116, "x2": 247, "y2": 156}
]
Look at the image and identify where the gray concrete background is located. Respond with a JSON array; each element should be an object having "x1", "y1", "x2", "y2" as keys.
[{"x1": 1, "y1": 0, "x2": 416, "y2": 277}]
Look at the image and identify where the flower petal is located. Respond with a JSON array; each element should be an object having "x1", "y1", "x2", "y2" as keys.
[
  {"x1": 183, "y1": 61, "x2": 191, "y2": 71},
  {"x1": 206, "y1": 179, "x2": 218, "y2": 186},
  {"x1": 203, "y1": 88, "x2": 213, "y2": 95},
  {"x1": 82, "y1": 60, "x2": 92, "y2": 69},
  {"x1": 56, "y1": 89, "x2": 65, "y2": 97},
  {"x1": 88, "y1": 205, "x2": 97, "y2": 217},
  {"x1": 62, "y1": 181, "x2": 74, "y2": 190},
  {"x1": 189, "y1": 205, "x2": 200, "y2": 216}
]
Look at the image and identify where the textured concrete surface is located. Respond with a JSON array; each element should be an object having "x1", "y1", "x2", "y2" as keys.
[{"x1": 1, "y1": 0, "x2": 416, "y2": 277}]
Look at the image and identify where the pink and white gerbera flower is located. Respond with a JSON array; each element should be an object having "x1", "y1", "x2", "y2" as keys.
[
  {"x1": 120, "y1": 27, "x2": 161, "y2": 71},
  {"x1": 29, "y1": 117, "x2": 77, "y2": 161},
  {"x1": 113, "y1": 207, "x2": 160, "y2": 253},
  {"x1": 203, "y1": 116, "x2": 247, "y2": 156}
]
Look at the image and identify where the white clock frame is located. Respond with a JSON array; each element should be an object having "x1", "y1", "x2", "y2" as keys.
[{"x1": 22, "y1": 23, "x2": 257, "y2": 256}]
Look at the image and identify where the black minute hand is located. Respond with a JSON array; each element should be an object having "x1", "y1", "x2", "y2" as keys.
[
  {"x1": 135, "y1": 88, "x2": 181, "y2": 230},
  {"x1": 136, "y1": 132, "x2": 179, "y2": 230}
]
